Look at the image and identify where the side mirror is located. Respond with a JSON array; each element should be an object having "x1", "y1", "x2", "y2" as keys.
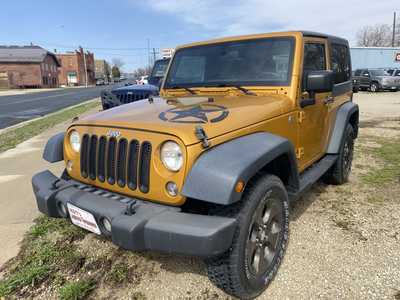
[
  {"x1": 305, "y1": 70, "x2": 334, "y2": 93},
  {"x1": 300, "y1": 70, "x2": 334, "y2": 108}
]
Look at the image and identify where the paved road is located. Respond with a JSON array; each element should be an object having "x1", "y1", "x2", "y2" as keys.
[{"x1": 0, "y1": 85, "x2": 115, "y2": 129}]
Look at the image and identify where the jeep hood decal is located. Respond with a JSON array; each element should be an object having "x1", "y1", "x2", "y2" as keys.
[{"x1": 77, "y1": 95, "x2": 290, "y2": 145}]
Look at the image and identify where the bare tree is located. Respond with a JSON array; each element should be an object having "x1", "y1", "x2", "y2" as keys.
[
  {"x1": 396, "y1": 17, "x2": 400, "y2": 47},
  {"x1": 133, "y1": 66, "x2": 153, "y2": 79},
  {"x1": 356, "y1": 24, "x2": 392, "y2": 47},
  {"x1": 111, "y1": 58, "x2": 125, "y2": 68}
]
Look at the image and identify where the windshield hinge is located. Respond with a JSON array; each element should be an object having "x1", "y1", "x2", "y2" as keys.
[
  {"x1": 195, "y1": 126, "x2": 210, "y2": 148},
  {"x1": 298, "y1": 111, "x2": 305, "y2": 123}
]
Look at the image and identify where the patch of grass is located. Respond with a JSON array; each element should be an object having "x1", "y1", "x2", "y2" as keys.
[
  {"x1": 29, "y1": 216, "x2": 85, "y2": 240},
  {"x1": 0, "y1": 264, "x2": 50, "y2": 296},
  {"x1": 361, "y1": 138, "x2": 400, "y2": 185},
  {"x1": 0, "y1": 100, "x2": 99, "y2": 153},
  {"x1": 366, "y1": 195, "x2": 385, "y2": 205},
  {"x1": 106, "y1": 262, "x2": 129, "y2": 284},
  {"x1": 0, "y1": 217, "x2": 86, "y2": 297},
  {"x1": 58, "y1": 279, "x2": 96, "y2": 300},
  {"x1": 131, "y1": 291, "x2": 147, "y2": 300}
]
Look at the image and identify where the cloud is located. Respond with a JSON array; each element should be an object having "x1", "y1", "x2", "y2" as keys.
[{"x1": 145, "y1": 0, "x2": 398, "y2": 44}]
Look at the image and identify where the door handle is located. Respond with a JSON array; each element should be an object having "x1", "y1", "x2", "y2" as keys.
[{"x1": 324, "y1": 96, "x2": 334, "y2": 105}]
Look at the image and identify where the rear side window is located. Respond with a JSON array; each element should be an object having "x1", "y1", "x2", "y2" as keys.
[
  {"x1": 303, "y1": 43, "x2": 326, "y2": 71},
  {"x1": 331, "y1": 43, "x2": 351, "y2": 84}
]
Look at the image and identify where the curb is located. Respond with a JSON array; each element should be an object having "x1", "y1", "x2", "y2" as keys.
[{"x1": 0, "y1": 98, "x2": 100, "y2": 135}]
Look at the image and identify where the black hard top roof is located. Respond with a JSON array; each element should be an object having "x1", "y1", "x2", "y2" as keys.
[{"x1": 301, "y1": 31, "x2": 349, "y2": 45}]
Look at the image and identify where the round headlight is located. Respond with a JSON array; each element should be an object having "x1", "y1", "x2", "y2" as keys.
[
  {"x1": 160, "y1": 141, "x2": 183, "y2": 171},
  {"x1": 69, "y1": 131, "x2": 81, "y2": 153}
]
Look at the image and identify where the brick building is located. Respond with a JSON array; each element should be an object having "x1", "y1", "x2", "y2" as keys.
[
  {"x1": 0, "y1": 45, "x2": 60, "y2": 89},
  {"x1": 57, "y1": 48, "x2": 95, "y2": 86},
  {"x1": 95, "y1": 59, "x2": 111, "y2": 81}
]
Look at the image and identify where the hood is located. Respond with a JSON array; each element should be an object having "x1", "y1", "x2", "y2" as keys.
[
  {"x1": 113, "y1": 84, "x2": 158, "y2": 93},
  {"x1": 75, "y1": 94, "x2": 291, "y2": 145}
]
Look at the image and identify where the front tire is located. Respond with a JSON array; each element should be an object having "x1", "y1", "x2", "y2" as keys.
[
  {"x1": 370, "y1": 82, "x2": 379, "y2": 92},
  {"x1": 206, "y1": 174, "x2": 289, "y2": 299},
  {"x1": 324, "y1": 124, "x2": 355, "y2": 185}
]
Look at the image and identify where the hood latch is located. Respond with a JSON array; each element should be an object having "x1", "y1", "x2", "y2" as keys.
[{"x1": 195, "y1": 126, "x2": 210, "y2": 148}]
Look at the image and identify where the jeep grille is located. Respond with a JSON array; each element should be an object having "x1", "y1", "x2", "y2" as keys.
[
  {"x1": 115, "y1": 92, "x2": 150, "y2": 104},
  {"x1": 80, "y1": 134, "x2": 152, "y2": 193}
]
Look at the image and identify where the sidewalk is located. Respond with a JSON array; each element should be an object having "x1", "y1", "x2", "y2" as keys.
[
  {"x1": 0, "y1": 85, "x2": 96, "y2": 97},
  {"x1": 0, "y1": 88, "x2": 65, "y2": 97},
  {"x1": 0, "y1": 107, "x2": 98, "y2": 267}
]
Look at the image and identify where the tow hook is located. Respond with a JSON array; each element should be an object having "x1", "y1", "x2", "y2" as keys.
[
  {"x1": 195, "y1": 126, "x2": 210, "y2": 148},
  {"x1": 124, "y1": 199, "x2": 137, "y2": 215}
]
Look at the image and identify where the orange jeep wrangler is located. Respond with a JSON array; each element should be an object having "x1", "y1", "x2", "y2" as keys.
[{"x1": 32, "y1": 31, "x2": 358, "y2": 299}]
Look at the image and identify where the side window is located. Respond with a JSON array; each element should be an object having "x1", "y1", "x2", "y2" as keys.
[
  {"x1": 331, "y1": 43, "x2": 351, "y2": 84},
  {"x1": 395, "y1": 70, "x2": 400, "y2": 77},
  {"x1": 303, "y1": 43, "x2": 326, "y2": 72},
  {"x1": 354, "y1": 69, "x2": 362, "y2": 76}
]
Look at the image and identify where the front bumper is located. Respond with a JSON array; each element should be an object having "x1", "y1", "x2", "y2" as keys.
[
  {"x1": 32, "y1": 170, "x2": 236, "y2": 257},
  {"x1": 381, "y1": 84, "x2": 398, "y2": 90}
]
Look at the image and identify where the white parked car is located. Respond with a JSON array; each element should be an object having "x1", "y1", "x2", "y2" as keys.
[{"x1": 137, "y1": 75, "x2": 148, "y2": 85}]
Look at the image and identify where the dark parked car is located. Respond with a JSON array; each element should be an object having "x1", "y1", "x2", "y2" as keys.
[
  {"x1": 101, "y1": 58, "x2": 170, "y2": 110},
  {"x1": 353, "y1": 68, "x2": 400, "y2": 92}
]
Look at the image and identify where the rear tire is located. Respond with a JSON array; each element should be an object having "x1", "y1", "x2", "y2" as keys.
[
  {"x1": 324, "y1": 124, "x2": 354, "y2": 185},
  {"x1": 206, "y1": 174, "x2": 289, "y2": 299}
]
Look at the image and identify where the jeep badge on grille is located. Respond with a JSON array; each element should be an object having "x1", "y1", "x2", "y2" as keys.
[{"x1": 107, "y1": 130, "x2": 121, "y2": 138}]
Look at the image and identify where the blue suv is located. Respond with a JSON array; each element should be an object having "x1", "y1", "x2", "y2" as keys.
[{"x1": 101, "y1": 58, "x2": 170, "y2": 110}]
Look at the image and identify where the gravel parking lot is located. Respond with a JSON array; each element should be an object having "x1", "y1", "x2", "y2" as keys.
[{"x1": 1, "y1": 91, "x2": 399, "y2": 299}]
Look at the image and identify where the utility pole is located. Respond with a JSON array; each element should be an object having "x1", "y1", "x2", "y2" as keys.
[
  {"x1": 392, "y1": 12, "x2": 397, "y2": 47},
  {"x1": 82, "y1": 48, "x2": 88, "y2": 87},
  {"x1": 151, "y1": 48, "x2": 158, "y2": 65},
  {"x1": 147, "y1": 39, "x2": 150, "y2": 67}
]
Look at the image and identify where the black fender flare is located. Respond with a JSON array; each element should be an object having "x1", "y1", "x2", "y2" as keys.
[
  {"x1": 327, "y1": 101, "x2": 359, "y2": 154},
  {"x1": 181, "y1": 132, "x2": 299, "y2": 205},
  {"x1": 43, "y1": 132, "x2": 64, "y2": 163}
]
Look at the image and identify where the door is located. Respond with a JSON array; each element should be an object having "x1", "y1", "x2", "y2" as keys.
[
  {"x1": 298, "y1": 38, "x2": 331, "y2": 170},
  {"x1": 360, "y1": 69, "x2": 370, "y2": 88}
]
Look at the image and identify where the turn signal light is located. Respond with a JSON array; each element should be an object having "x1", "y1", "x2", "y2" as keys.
[{"x1": 235, "y1": 180, "x2": 245, "y2": 193}]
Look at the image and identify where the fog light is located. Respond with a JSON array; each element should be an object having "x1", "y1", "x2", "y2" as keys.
[
  {"x1": 166, "y1": 181, "x2": 178, "y2": 197},
  {"x1": 57, "y1": 202, "x2": 68, "y2": 217},
  {"x1": 101, "y1": 217, "x2": 112, "y2": 234},
  {"x1": 66, "y1": 160, "x2": 73, "y2": 172}
]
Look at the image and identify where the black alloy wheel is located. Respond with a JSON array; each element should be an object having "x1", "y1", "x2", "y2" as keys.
[
  {"x1": 246, "y1": 194, "x2": 283, "y2": 277},
  {"x1": 206, "y1": 174, "x2": 289, "y2": 299}
]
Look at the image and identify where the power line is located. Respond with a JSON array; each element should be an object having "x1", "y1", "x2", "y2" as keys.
[
  {"x1": 86, "y1": 51, "x2": 149, "y2": 57},
  {"x1": 32, "y1": 41, "x2": 148, "y2": 51}
]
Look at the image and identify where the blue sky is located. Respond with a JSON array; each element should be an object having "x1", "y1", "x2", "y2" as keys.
[{"x1": 1, "y1": 0, "x2": 398, "y2": 71}]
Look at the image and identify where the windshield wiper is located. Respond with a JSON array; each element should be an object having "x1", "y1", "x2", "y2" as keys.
[
  {"x1": 169, "y1": 85, "x2": 196, "y2": 95},
  {"x1": 216, "y1": 84, "x2": 256, "y2": 96}
]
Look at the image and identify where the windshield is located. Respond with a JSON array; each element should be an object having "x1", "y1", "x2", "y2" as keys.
[
  {"x1": 164, "y1": 37, "x2": 295, "y2": 88},
  {"x1": 370, "y1": 70, "x2": 388, "y2": 76},
  {"x1": 151, "y1": 59, "x2": 170, "y2": 77}
]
